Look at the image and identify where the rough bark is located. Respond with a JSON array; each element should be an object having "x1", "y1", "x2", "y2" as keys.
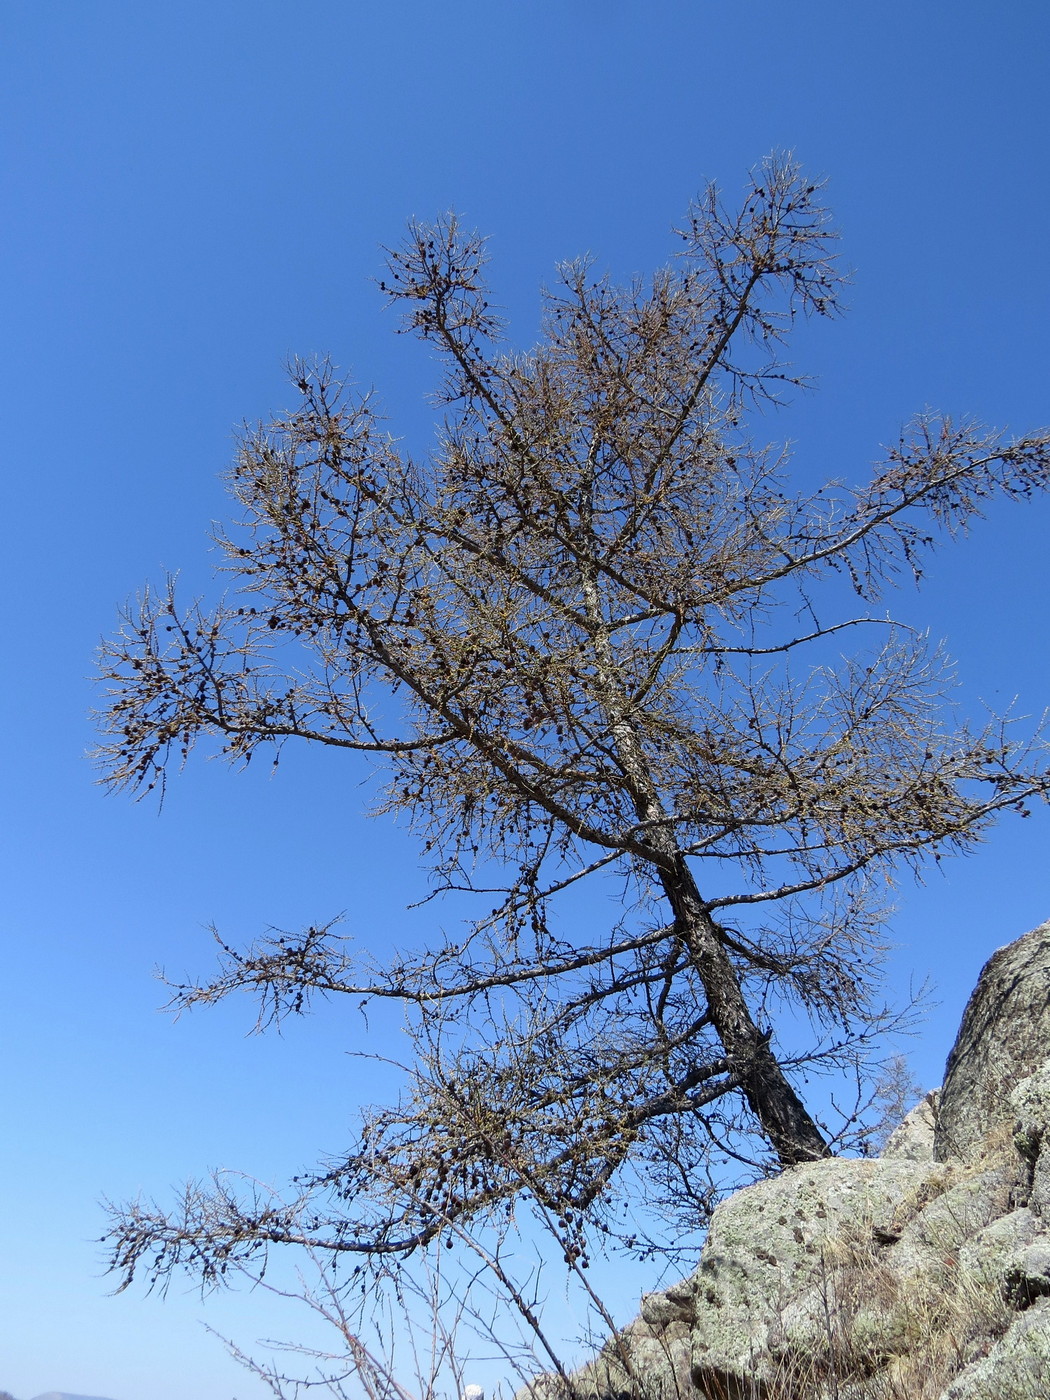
[{"x1": 662, "y1": 855, "x2": 831, "y2": 1167}]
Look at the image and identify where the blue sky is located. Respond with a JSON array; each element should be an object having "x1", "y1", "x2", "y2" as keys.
[{"x1": 1, "y1": 4, "x2": 1048, "y2": 1398}]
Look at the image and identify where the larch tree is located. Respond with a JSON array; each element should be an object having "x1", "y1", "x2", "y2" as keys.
[{"x1": 97, "y1": 158, "x2": 1049, "y2": 1298}]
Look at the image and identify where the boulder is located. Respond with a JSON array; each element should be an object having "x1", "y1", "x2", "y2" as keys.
[
  {"x1": 934, "y1": 921, "x2": 1050, "y2": 1163},
  {"x1": 881, "y1": 1089, "x2": 938, "y2": 1162},
  {"x1": 687, "y1": 1156, "x2": 936, "y2": 1387},
  {"x1": 939, "y1": 1298, "x2": 1050, "y2": 1399}
]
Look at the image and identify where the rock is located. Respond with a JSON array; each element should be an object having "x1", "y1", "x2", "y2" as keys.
[
  {"x1": 638, "y1": 1278, "x2": 695, "y2": 1330},
  {"x1": 957, "y1": 1207, "x2": 1041, "y2": 1287},
  {"x1": 548, "y1": 1309, "x2": 693, "y2": 1400},
  {"x1": 896, "y1": 1161, "x2": 1016, "y2": 1265},
  {"x1": 939, "y1": 1297, "x2": 1050, "y2": 1398},
  {"x1": 882, "y1": 1089, "x2": 939, "y2": 1161},
  {"x1": 934, "y1": 921, "x2": 1050, "y2": 1163},
  {"x1": 1003, "y1": 1237, "x2": 1050, "y2": 1309},
  {"x1": 687, "y1": 1155, "x2": 940, "y2": 1394},
  {"x1": 521, "y1": 921, "x2": 1050, "y2": 1400},
  {"x1": 1008, "y1": 1062, "x2": 1050, "y2": 1219}
]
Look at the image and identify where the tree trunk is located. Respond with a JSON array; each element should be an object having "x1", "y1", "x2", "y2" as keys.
[
  {"x1": 576, "y1": 566, "x2": 829, "y2": 1167},
  {"x1": 662, "y1": 854, "x2": 831, "y2": 1167}
]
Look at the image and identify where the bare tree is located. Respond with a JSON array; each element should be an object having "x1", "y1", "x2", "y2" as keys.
[{"x1": 97, "y1": 156, "x2": 1050, "y2": 1303}]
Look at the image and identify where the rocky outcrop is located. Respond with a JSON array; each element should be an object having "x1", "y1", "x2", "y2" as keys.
[
  {"x1": 934, "y1": 921, "x2": 1050, "y2": 1164},
  {"x1": 540, "y1": 922, "x2": 1050, "y2": 1400}
]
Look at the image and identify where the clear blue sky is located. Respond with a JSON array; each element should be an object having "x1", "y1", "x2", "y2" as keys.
[{"x1": 1, "y1": 4, "x2": 1048, "y2": 1398}]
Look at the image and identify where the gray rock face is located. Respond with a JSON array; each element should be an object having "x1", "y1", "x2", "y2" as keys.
[
  {"x1": 940, "y1": 1298, "x2": 1050, "y2": 1399},
  {"x1": 934, "y1": 921, "x2": 1050, "y2": 1163},
  {"x1": 534, "y1": 921, "x2": 1050, "y2": 1400},
  {"x1": 881, "y1": 1088, "x2": 939, "y2": 1162},
  {"x1": 687, "y1": 1153, "x2": 944, "y2": 1394}
]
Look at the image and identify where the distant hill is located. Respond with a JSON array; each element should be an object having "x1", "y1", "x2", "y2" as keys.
[
  {"x1": 0, "y1": 1388, "x2": 121, "y2": 1400},
  {"x1": 31, "y1": 1392, "x2": 121, "y2": 1400}
]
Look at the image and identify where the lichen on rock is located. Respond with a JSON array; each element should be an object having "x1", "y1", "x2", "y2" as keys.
[{"x1": 522, "y1": 922, "x2": 1050, "y2": 1400}]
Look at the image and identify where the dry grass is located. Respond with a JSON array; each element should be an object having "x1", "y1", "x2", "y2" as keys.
[{"x1": 742, "y1": 1125, "x2": 1029, "y2": 1399}]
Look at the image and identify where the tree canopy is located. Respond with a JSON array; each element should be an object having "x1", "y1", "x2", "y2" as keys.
[{"x1": 97, "y1": 156, "x2": 1050, "y2": 1298}]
